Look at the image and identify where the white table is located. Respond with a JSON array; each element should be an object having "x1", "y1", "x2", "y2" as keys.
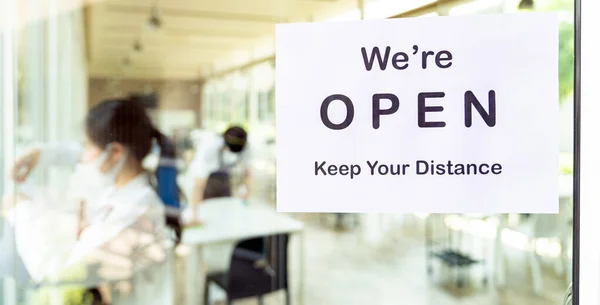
[{"x1": 181, "y1": 198, "x2": 305, "y2": 305}]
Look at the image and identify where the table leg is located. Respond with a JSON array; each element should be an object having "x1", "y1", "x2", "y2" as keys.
[
  {"x1": 495, "y1": 216, "x2": 507, "y2": 287},
  {"x1": 185, "y1": 246, "x2": 202, "y2": 305},
  {"x1": 298, "y1": 231, "x2": 305, "y2": 305},
  {"x1": 198, "y1": 247, "x2": 207, "y2": 305},
  {"x1": 335, "y1": 214, "x2": 344, "y2": 230},
  {"x1": 425, "y1": 215, "x2": 432, "y2": 276},
  {"x1": 528, "y1": 239, "x2": 543, "y2": 294}
]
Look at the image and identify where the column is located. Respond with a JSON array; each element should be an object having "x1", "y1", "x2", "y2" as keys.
[
  {"x1": 248, "y1": 67, "x2": 259, "y2": 127},
  {"x1": 358, "y1": 0, "x2": 366, "y2": 20},
  {"x1": 23, "y1": 0, "x2": 47, "y2": 145},
  {"x1": 1, "y1": 0, "x2": 18, "y2": 303}
]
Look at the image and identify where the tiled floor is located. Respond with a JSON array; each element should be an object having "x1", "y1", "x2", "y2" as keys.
[{"x1": 213, "y1": 212, "x2": 569, "y2": 305}]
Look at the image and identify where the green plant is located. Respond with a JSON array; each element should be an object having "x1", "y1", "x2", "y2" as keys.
[
  {"x1": 30, "y1": 287, "x2": 91, "y2": 305},
  {"x1": 536, "y1": 0, "x2": 574, "y2": 104},
  {"x1": 29, "y1": 265, "x2": 92, "y2": 305},
  {"x1": 558, "y1": 20, "x2": 574, "y2": 103}
]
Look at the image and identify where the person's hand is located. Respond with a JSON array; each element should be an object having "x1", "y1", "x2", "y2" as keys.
[
  {"x1": 185, "y1": 217, "x2": 203, "y2": 228},
  {"x1": 184, "y1": 202, "x2": 203, "y2": 228},
  {"x1": 185, "y1": 219, "x2": 203, "y2": 228},
  {"x1": 9, "y1": 147, "x2": 41, "y2": 183},
  {"x1": 185, "y1": 213, "x2": 203, "y2": 228}
]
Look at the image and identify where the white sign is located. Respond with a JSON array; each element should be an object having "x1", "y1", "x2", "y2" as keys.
[{"x1": 275, "y1": 14, "x2": 559, "y2": 213}]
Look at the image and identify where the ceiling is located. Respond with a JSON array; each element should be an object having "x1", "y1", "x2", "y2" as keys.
[{"x1": 86, "y1": 0, "x2": 361, "y2": 80}]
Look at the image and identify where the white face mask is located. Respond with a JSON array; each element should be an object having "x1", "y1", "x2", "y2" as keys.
[{"x1": 70, "y1": 145, "x2": 128, "y2": 200}]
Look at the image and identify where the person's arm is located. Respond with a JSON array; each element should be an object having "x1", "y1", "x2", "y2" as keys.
[
  {"x1": 239, "y1": 148, "x2": 251, "y2": 201},
  {"x1": 191, "y1": 178, "x2": 204, "y2": 205},
  {"x1": 191, "y1": 177, "x2": 207, "y2": 211},
  {"x1": 188, "y1": 154, "x2": 210, "y2": 207},
  {"x1": 67, "y1": 202, "x2": 161, "y2": 272},
  {"x1": 11, "y1": 142, "x2": 82, "y2": 182},
  {"x1": 37, "y1": 142, "x2": 82, "y2": 167},
  {"x1": 242, "y1": 167, "x2": 250, "y2": 201},
  {"x1": 187, "y1": 144, "x2": 217, "y2": 224}
]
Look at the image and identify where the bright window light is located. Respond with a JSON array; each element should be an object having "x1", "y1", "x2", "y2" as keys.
[
  {"x1": 324, "y1": 8, "x2": 361, "y2": 22},
  {"x1": 449, "y1": 0, "x2": 503, "y2": 15},
  {"x1": 323, "y1": 0, "x2": 434, "y2": 21},
  {"x1": 365, "y1": 0, "x2": 435, "y2": 19},
  {"x1": 2, "y1": 0, "x2": 16, "y2": 196},
  {"x1": 420, "y1": 12, "x2": 439, "y2": 17},
  {"x1": 444, "y1": 215, "x2": 565, "y2": 258},
  {"x1": 502, "y1": 0, "x2": 520, "y2": 13}
]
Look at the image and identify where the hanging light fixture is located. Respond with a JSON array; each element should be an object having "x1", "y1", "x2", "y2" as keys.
[
  {"x1": 146, "y1": 7, "x2": 162, "y2": 31},
  {"x1": 518, "y1": 0, "x2": 534, "y2": 10},
  {"x1": 133, "y1": 40, "x2": 143, "y2": 52}
]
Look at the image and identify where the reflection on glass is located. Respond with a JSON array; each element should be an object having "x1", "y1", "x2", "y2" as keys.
[
  {"x1": 0, "y1": 0, "x2": 574, "y2": 304},
  {"x1": 258, "y1": 91, "x2": 270, "y2": 123}
]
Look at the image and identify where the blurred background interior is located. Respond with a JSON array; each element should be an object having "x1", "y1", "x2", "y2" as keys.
[{"x1": 0, "y1": 0, "x2": 574, "y2": 304}]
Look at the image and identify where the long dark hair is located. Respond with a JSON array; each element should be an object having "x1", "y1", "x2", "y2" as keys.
[
  {"x1": 86, "y1": 98, "x2": 183, "y2": 239},
  {"x1": 86, "y1": 98, "x2": 157, "y2": 161}
]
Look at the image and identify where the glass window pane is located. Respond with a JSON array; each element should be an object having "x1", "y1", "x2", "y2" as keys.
[{"x1": 0, "y1": 0, "x2": 576, "y2": 304}]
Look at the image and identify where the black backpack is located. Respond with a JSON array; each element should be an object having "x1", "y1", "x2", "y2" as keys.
[
  {"x1": 202, "y1": 149, "x2": 263, "y2": 252},
  {"x1": 202, "y1": 147, "x2": 241, "y2": 200}
]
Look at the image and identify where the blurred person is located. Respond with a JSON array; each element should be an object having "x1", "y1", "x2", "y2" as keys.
[
  {"x1": 187, "y1": 125, "x2": 250, "y2": 224},
  {"x1": 3, "y1": 98, "x2": 178, "y2": 304},
  {"x1": 185, "y1": 126, "x2": 261, "y2": 277}
]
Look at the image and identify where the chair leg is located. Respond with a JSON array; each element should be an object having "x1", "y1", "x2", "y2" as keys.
[
  {"x1": 335, "y1": 214, "x2": 343, "y2": 230},
  {"x1": 258, "y1": 295, "x2": 264, "y2": 305},
  {"x1": 528, "y1": 239, "x2": 543, "y2": 295},
  {"x1": 555, "y1": 237, "x2": 567, "y2": 277},
  {"x1": 285, "y1": 290, "x2": 291, "y2": 305},
  {"x1": 204, "y1": 280, "x2": 210, "y2": 305},
  {"x1": 494, "y1": 218, "x2": 507, "y2": 288}
]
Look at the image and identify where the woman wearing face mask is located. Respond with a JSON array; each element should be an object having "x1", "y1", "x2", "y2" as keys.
[{"x1": 4, "y1": 98, "x2": 175, "y2": 304}]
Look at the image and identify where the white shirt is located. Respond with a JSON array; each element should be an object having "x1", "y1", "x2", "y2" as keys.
[
  {"x1": 8, "y1": 142, "x2": 171, "y2": 292},
  {"x1": 187, "y1": 133, "x2": 248, "y2": 181}
]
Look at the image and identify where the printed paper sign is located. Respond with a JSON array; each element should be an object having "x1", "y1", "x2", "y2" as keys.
[{"x1": 276, "y1": 14, "x2": 558, "y2": 213}]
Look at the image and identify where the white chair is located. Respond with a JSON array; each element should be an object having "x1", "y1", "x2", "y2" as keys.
[{"x1": 563, "y1": 283, "x2": 572, "y2": 305}]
